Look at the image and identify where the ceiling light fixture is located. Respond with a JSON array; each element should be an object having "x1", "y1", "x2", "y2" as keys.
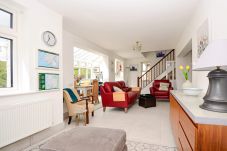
[{"x1": 133, "y1": 41, "x2": 142, "y2": 52}]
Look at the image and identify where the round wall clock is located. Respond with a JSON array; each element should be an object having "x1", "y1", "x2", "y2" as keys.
[{"x1": 42, "y1": 31, "x2": 57, "y2": 46}]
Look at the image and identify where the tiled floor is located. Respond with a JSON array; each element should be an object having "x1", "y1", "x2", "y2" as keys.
[
  {"x1": 25, "y1": 101, "x2": 176, "y2": 151},
  {"x1": 89, "y1": 101, "x2": 175, "y2": 147},
  {"x1": 68, "y1": 100, "x2": 176, "y2": 147}
]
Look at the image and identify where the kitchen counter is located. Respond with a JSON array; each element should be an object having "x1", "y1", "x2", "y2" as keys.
[{"x1": 171, "y1": 90, "x2": 227, "y2": 126}]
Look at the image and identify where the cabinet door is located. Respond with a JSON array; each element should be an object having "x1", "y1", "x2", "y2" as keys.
[
  {"x1": 179, "y1": 107, "x2": 196, "y2": 150},
  {"x1": 170, "y1": 95, "x2": 180, "y2": 142},
  {"x1": 179, "y1": 123, "x2": 193, "y2": 151}
]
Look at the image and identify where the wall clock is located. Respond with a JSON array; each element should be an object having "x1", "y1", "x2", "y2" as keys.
[{"x1": 42, "y1": 31, "x2": 57, "y2": 46}]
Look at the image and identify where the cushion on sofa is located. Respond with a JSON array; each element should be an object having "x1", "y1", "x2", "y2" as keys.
[
  {"x1": 122, "y1": 87, "x2": 131, "y2": 92},
  {"x1": 159, "y1": 82, "x2": 169, "y2": 91},
  {"x1": 113, "y1": 86, "x2": 123, "y2": 92},
  {"x1": 154, "y1": 91, "x2": 169, "y2": 96},
  {"x1": 117, "y1": 81, "x2": 126, "y2": 88},
  {"x1": 104, "y1": 82, "x2": 122, "y2": 92}
]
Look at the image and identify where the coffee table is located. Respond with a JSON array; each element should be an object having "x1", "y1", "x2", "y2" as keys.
[{"x1": 139, "y1": 94, "x2": 156, "y2": 108}]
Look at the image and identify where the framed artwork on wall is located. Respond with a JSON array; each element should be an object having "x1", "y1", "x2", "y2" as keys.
[
  {"x1": 129, "y1": 64, "x2": 138, "y2": 71},
  {"x1": 197, "y1": 19, "x2": 209, "y2": 58},
  {"x1": 39, "y1": 73, "x2": 59, "y2": 90},
  {"x1": 93, "y1": 67, "x2": 100, "y2": 73},
  {"x1": 115, "y1": 59, "x2": 123, "y2": 75},
  {"x1": 156, "y1": 51, "x2": 165, "y2": 58},
  {"x1": 38, "y1": 49, "x2": 59, "y2": 69}
]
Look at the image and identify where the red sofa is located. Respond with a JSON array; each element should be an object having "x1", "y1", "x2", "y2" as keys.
[
  {"x1": 100, "y1": 81, "x2": 141, "y2": 113},
  {"x1": 150, "y1": 80, "x2": 173, "y2": 100}
]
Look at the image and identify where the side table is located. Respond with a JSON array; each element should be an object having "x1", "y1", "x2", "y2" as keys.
[{"x1": 139, "y1": 94, "x2": 156, "y2": 108}]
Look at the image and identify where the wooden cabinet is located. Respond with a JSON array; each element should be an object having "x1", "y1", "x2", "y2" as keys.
[{"x1": 170, "y1": 94, "x2": 227, "y2": 151}]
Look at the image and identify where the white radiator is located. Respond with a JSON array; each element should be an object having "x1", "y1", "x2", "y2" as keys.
[{"x1": 0, "y1": 99, "x2": 52, "y2": 148}]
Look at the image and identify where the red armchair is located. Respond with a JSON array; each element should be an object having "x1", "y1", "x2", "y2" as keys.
[
  {"x1": 150, "y1": 80, "x2": 173, "y2": 100},
  {"x1": 100, "y1": 81, "x2": 141, "y2": 113}
]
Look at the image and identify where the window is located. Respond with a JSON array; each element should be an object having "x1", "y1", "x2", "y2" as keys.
[
  {"x1": 0, "y1": 7, "x2": 14, "y2": 89},
  {"x1": 0, "y1": 8, "x2": 13, "y2": 28},
  {"x1": 0, "y1": 37, "x2": 13, "y2": 88},
  {"x1": 74, "y1": 67, "x2": 91, "y2": 80}
]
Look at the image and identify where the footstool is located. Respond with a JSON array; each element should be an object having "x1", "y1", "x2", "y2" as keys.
[
  {"x1": 40, "y1": 127, "x2": 127, "y2": 151},
  {"x1": 139, "y1": 94, "x2": 156, "y2": 108}
]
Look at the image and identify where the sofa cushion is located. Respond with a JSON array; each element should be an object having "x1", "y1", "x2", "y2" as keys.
[
  {"x1": 104, "y1": 84, "x2": 112, "y2": 92},
  {"x1": 159, "y1": 82, "x2": 169, "y2": 91},
  {"x1": 104, "y1": 82, "x2": 122, "y2": 92},
  {"x1": 40, "y1": 127, "x2": 127, "y2": 151},
  {"x1": 117, "y1": 81, "x2": 126, "y2": 88},
  {"x1": 154, "y1": 91, "x2": 169, "y2": 96},
  {"x1": 122, "y1": 87, "x2": 131, "y2": 92},
  {"x1": 113, "y1": 86, "x2": 123, "y2": 92}
]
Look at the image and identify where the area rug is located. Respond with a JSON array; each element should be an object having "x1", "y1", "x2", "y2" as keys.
[
  {"x1": 26, "y1": 140, "x2": 176, "y2": 151},
  {"x1": 126, "y1": 140, "x2": 177, "y2": 151}
]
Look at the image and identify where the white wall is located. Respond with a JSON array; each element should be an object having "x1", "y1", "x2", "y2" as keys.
[
  {"x1": 0, "y1": 0, "x2": 63, "y2": 126},
  {"x1": 176, "y1": 51, "x2": 192, "y2": 89},
  {"x1": 175, "y1": 0, "x2": 227, "y2": 92},
  {"x1": 62, "y1": 30, "x2": 125, "y2": 88},
  {"x1": 175, "y1": 0, "x2": 211, "y2": 91},
  {"x1": 125, "y1": 50, "x2": 170, "y2": 87}
]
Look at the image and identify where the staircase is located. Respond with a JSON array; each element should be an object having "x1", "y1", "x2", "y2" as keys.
[{"x1": 137, "y1": 49, "x2": 176, "y2": 92}]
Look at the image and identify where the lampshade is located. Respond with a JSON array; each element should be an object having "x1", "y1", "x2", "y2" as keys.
[{"x1": 193, "y1": 39, "x2": 227, "y2": 71}]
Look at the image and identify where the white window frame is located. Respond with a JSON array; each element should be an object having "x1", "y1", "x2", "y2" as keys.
[{"x1": 0, "y1": 4, "x2": 18, "y2": 91}]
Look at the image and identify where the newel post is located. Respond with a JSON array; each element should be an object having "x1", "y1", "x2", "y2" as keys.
[{"x1": 137, "y1": 77, "x2": 140, "y2": 87}]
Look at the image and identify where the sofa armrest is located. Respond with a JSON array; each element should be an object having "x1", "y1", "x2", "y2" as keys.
[
  {"x1": 131, "y1": 87, "x2": 141, "y2": 92},
  {"x1": 150, "y1": 87, "x2": 156, "y2": 95},
  {"x1": 113, "y1": 92, "x2": 127, "y2": 102},
  {"x1": 169, "y1": 87, "x2": 174, "y2": 91}
]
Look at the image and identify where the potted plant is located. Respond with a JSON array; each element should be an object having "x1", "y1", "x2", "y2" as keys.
[{"x1": 179, "y1": 65, "x2": 192, "y2": 88}]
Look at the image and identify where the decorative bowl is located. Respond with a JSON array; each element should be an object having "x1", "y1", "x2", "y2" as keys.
[{"x1": 182, "y1": 88, "x2": 203, "y2": 96}]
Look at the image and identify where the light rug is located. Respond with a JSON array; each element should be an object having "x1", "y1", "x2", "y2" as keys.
[
  {"x1": 26, "y1": 140, "x2": 176, "y2": 151},
  {"x1": 127, "y1": 140, "x2": 177, "y2": 151}
]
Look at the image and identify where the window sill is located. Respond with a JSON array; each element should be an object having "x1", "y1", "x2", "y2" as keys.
[{"x1": 0, "y1": 89, "x2": 60, "y2": 97}]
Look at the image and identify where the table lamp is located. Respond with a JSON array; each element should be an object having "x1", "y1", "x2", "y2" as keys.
[{"x1": 193, "y1": 39, "x2": 227, "y2": 112}]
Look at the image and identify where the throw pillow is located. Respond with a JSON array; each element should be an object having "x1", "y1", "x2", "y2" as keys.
[
  {"x1": 113, "y1": 86, "x2": 123, "y2": 92},
  {"x1": 159, "y1": 82, "x2": 169, "y2": 91},
  {"x1": 64, "y1": 88, "x2": 78, "y2": 103}
]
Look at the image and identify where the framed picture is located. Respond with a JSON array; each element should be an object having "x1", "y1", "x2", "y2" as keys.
[
  {"x1": 197, "y1": 19, "x2": 209, "y2": 58},
  {"x1": 93, "y1": 67, "x2": 100, "y2": 73},
  {"x1": 38, "y1": 49, "x2": 59, "y2": 69},
  {"x1": 39, "y1": 73, "x2": 59, "y2": 90},
  {"x1": 115, "y1": 60, "x2": 123, "y2": 75},
  {"x1": 130, "y1": 64, "x2": 138, "y2": 71},
  {"x1": 156, "y1": 51, "x2": 165, "y2": 58}
]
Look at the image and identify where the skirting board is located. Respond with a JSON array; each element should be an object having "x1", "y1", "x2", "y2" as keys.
[{"x1": 0, "y1": 123, "x2": 65, "y2": 151}]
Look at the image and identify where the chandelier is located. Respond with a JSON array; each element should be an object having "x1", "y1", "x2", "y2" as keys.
[{"x1": 133, "y1": 41, "x2": 142, "y2": 51}]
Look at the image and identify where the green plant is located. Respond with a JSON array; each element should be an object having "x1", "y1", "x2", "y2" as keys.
[
  {"x1": 0, "y1": 61, "x2": 7, "y2": 87},
  {"x1": 179, "y1": 65, "x2": 190, "y2": 80}
]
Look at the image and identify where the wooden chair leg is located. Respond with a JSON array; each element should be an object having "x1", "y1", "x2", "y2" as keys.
[
  {"x1": 76, "y1": 115, "x2": 79, "y2": 126},
  {"x1": 124, "y1": 108, "x2": 128, "y2": 113},
  {"x1": 68, "y1": 116, "x2": 72, "y2": 125},
  {"x1": 83, "y1": 112, "x2": 86, "y2": 126},
  {"x1": 103, "y1": 107, "x2": 106, "y2": 112}
]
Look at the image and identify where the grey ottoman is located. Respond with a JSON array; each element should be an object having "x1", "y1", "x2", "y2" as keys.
[{"x1": 40, "y1": 127, "x2": 127, "y2": 151}]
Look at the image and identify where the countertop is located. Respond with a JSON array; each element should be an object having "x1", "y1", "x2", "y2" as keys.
[{"x1": 171, "y1": 90, "x2": 227, "y2": 126}]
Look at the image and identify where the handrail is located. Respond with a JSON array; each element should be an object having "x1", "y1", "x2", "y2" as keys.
[
  {"x1": 137, "y1": 49, "x2": 175, "y2": 88},
  {"x1": 140, "y1": 49, "x2": 174, "y2": 78}
]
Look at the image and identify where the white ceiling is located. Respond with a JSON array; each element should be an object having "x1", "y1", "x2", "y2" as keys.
[{"x1": 38, "y1": 0, "x2": 199, "y2": 59}]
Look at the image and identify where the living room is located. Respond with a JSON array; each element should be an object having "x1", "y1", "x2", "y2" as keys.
[{"x1": 1, "y1": 0, "x2": 227, "y2": 151}]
